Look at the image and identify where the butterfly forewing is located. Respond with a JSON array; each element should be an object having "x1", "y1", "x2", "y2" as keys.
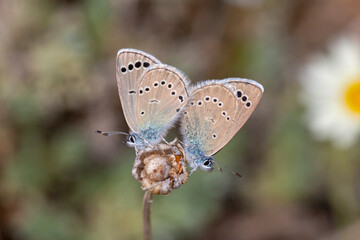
[
  {"x1": 224, "y1": 78, "x2": 263, "y2": 139},
  {"x1": 116, "y1": 49, "x2": 161, "y2": 133},
  {"x1": 136, "y1": 65, "x2": 189, "y2": 135},
  {"x1": 182, "y1": 83, "x2": 237, "y2": 156}
]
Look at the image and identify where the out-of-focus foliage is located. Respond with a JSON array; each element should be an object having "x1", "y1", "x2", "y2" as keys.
[{"x1": 1, "y1": 0, "x2": 360, "y2": 240}]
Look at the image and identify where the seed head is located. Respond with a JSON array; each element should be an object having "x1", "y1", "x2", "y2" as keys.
[{"x1": 132, "y1": 139, "x2": 189, "y2": 195}]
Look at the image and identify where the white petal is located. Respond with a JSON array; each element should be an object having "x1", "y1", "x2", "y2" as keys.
[{"x1": 299, "y1": 35, "x2": 360, "y2": 148}]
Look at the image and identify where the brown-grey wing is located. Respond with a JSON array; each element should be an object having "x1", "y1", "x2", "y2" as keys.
[
  {"x1": 224, "y1": 78, "x2": 263, "y2": 140},
  {"x1": 116, "y1": 49, "x2": 161, "y2": 133},
  {"x1": 135, "y1": 64, "x2": 189, "y2": 137},
  {"x1": 181, "y1": 82, "x2": 237, "y2": 156}
]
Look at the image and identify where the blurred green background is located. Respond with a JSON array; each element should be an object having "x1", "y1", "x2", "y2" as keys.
[{"x1": 1, "y1": 0, "x2": 360, "y2": 239}]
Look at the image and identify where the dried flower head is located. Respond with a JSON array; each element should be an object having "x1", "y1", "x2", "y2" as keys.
[{"x1": 132, "y1": 139, "x2": 189, "y2": 195}]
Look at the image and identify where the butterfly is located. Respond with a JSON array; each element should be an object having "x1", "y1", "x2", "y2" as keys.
[
  {"x1": 180, "y1": 78, "x2": 264, "y2": 172},
  {"x1": 98, "y1": 49, "x2": 190, "y2": 150}
]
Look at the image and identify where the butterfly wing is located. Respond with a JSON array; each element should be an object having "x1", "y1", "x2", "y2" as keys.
[
  {"x1": 224, "y1": 78, "x2": 263, "y2": 140},
  {"x1": 181, "y1": 82, "x2": 238, "y2": 156},
  {"x1": 135, "y1": 64, "x2": 190, "y2": 140},
  {"x1": 116, "y1": 49, "x2": 161, "y2": 133}
]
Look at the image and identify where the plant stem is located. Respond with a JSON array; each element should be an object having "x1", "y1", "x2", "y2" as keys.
[{"x1": 143, "y1": 191, "x2": 152, "y2": 240}]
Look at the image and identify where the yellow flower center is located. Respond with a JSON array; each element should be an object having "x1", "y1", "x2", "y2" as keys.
[{"x1": 345, "y1": 79, "x2": 360, "y2": 116}]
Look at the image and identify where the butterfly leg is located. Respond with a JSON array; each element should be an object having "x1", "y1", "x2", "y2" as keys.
[
  {"x1": 189, "y1": 165, "x2": 199, "y2": 175},
  {"x1": 138, "y1": 136, "x2": 157, "y2": 149},
  {"x1": 177, "y1": 139, "x2": 192, "y2": 148},
  {"x1": 160, "y1": 135, "x2": 170, "y2": 145}
]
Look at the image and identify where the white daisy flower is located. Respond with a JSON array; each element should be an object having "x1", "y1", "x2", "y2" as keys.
[{"x1": 299, "y1": 36, "x2": 360, "y2": 148}]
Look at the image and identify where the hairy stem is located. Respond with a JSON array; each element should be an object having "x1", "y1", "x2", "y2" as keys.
[{"x1": 143, "y1": 191, "x2": 153, "y2": 240}]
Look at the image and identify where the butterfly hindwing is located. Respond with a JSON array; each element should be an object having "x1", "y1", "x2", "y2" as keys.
[
  {"x1": 116, "y1": 49, "x2": 161, "y2": 133},
  {"x1": 136, "y1": 64, "x2": 190, "y2": 138},
  {"x1": 182, "y1": 82, "x2": 237, "y2": 156}
]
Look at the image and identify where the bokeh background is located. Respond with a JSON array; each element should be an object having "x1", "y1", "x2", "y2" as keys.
[{"x1": 1, "y1": 0, "x2": 360, "y2": 239}]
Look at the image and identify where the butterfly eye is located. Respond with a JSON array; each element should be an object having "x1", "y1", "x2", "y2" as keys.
[
  {"x1": 204, "y1": 160, "x2": 211, "y2": 166},
  {"x1": 128, "y1": 135, "x2": 135, "y2": 143}
]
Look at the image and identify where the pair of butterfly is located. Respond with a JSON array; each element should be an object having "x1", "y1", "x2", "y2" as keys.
[{"x1": 98, "y1": 49, "x2": 263, "y2": 173}]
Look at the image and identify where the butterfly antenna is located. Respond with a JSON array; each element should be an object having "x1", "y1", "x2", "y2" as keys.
[
  {"x1": 95, "y1": 130, "x2": 129, "y2": 136},
  {"x1": 212, "y1": 160, "x2": 242, "y2": 178},
  {"x1": 211, "y1": 161, "x2": 223, "y2": 172}
]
